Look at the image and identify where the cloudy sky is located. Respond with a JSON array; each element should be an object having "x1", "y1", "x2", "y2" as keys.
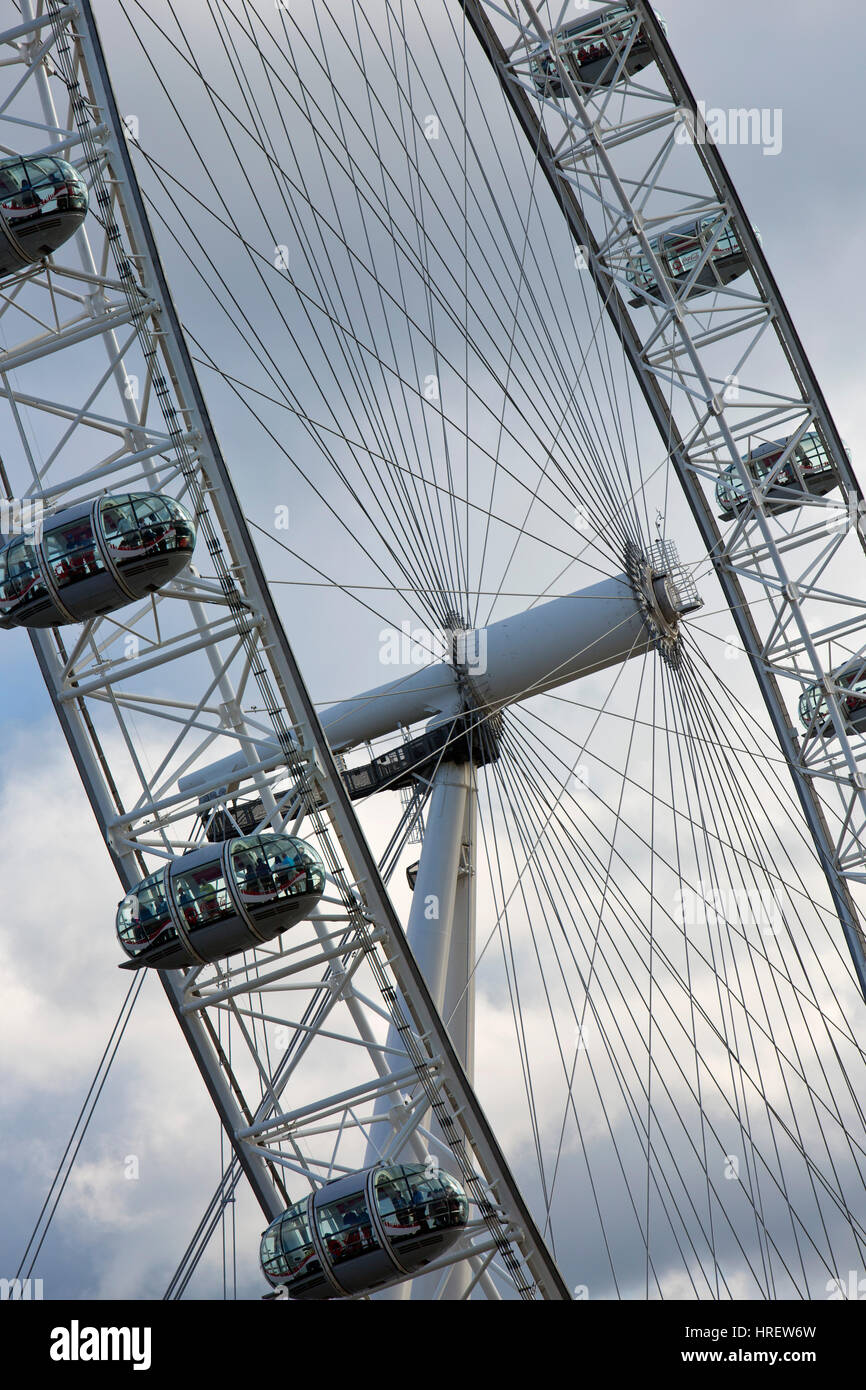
[{"x1": 1, "y1": 0, "x2": 865, "y2": 1303}]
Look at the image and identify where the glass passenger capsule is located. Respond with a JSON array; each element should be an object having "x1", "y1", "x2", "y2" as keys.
[
  {"x1": 116, "y1": 832, "x2": 326, "y2": 969},
  {"x1": 0, "y1": 492, "x2": 196, "y2": 629},
  {"x1": 260, "y1": 1163, "x2": 470, "y2": 1300},
  {"x1": 0, "y1": 154, "x2": 88, "y2": 277},
  {"x1": 799, "y1": 658, "x2": 866, "y2": 740},
  {"x1": 626, "y1": 211, "x2": 751, "y2": 305},
  {"x1": 716, "y1": 432, "x2": 845, "y2": 519},
  {"x1": 529, "y1": 5, "x2": 666, "y2": 96}
]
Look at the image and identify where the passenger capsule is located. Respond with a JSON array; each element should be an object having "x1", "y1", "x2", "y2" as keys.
[
  {"x1": 530, "y1": 5, "x2": 666, "y2": 97},
  {"x1": 0, "y1": 154, "x2": 88, "y2": 277},
  {"x1": 799, "y1": 659, "x2": 866, "y2": 740},
  {"x1": 716, "y1": 432, "x2": 845, "y2": 519},
  {"x1": 0, "y1": 492, "x2": 196, "y2": 629},
  {"x1": 627, "y1": 211, "x2": 750, "y2": 305},
  {"x1": 260, "y1": 1163, "x2": 470, "y2": 1300},
  {"x1": 116, "y1": 832, "x2": 325, "y2": 969}
]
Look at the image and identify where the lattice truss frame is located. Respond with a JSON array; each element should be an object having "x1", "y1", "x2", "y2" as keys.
[
  {"x1": 0, "y1": 0, "x2": 570, "y2": 1301},
  {"x1": 460, "y1": 0, "x2": 866, "y2": 988}
]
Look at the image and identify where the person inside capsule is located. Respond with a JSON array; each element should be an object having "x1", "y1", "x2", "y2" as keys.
[
  {"x1": 45, "y1": 518, "x2": 102, "y2": 585},
  {"x1": 101, "y1": 504, "x2": 138, "y2": 548},
  {"x1": 233, "y1": 835, "x2": 320, "y2": 916},
  {"x1": 233, "y1": 846, "x2": 273, "y2": 901},
  {"x1": 1, "y1": 157, "x2": 70, "y2": 214},
  {"x1": 318, "y1": 1191, "x2": 378, "y2": 1266},
  {"x1": 376, "y1": 1166, "x2": 468, "y2": 1241},
  {"x1": 627, "y1": 212, "x2": 747, "y2": 305},
  {"x1": 0, "y1": 154, "x2": 88, "y2": 276},
  {"x1": 0, "y1": 491, "x2": 196, "y2": 629},
  {"x1": 260, "y1": 1163, "x2": 470, "y2": 1299},
  {"x1": 274, "y1": 841, "x2": 316, "y2": 894},
  {"x1": 117, "y1": 833, "x2": 326, "y2": 969},
  {"x1": 715, "y1": 431, "x2": 843, "y2": 518},
  {"x1": 800, "y1": 659, "x2": 866, "y2": 737},
  {"x1": 123, "y1": 875, "x2": 176, "y2": 952},
  {"x1": 100, "y1": 494, "x2": 194, "y2": 562},
  {"x1": 186, "y1": 864, "x2": 228, "y2": 924},
  {"x1": 0, "y1": 538, "x2": 41, "y2": 604},
  {"x1": 530, "y1": 5, "x2": 665, "y2": 96}
]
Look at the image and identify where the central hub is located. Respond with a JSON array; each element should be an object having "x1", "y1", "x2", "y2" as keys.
[{"x1": 625, "y1": 538, "x2": 703, "y2": 666}]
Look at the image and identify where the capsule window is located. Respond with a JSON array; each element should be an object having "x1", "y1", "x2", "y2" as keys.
[
  {"x1": 841, "y1": 672, "x2": 866, "y2": 708},
  {"x1": 662, "y1": 227, "x2": 703, "y2": 278},
  {"x1": 566, "y1": 6, "x2": 633, "y2": 53},
  {"x1": 0, "y1": 535, "x2": 45, "y2": 606},
  {"x1": 315, "y1": 1189, "x2": 381, "y2": 1267},
  {"x1": 800, "y1": 662, "x2": 866, "y2": 731},
  {"x1": 100, "y1": 494, "x2": 195, "y2": 564},
  {"x1": 27, "y1": 157, "x2": 67, "y2": 182},
  {"x1": 264, "y1": 1204, "x2": 319, "y2": 1280},
  {"x1": 605, "y1": 9, "x2": 636, "y2": 44},
  {"x1": 0, "y1": 162, "x2": 24, "y2": 197},
  {"x1": 530, "y1": 4, "x2": 655, "y2": 94},
  {"x1": 705, "y1": 218, "x2": 740, "y2": 258},
  {"x1": 101, "y1": 497, "x2": 165, "y2": 555},
  {"x1": 133, "y1": 496, "x2": 173, "y2": 527},
  {"x1": 260, "y1": 1227, "x2": 282, "y2": 1276},
  {"x1": 172, "y1": 860, "x2": 234, "y2": 931},
  {"x1": 231, "y1": 839, "x2": 279, "y2": 905},
  {"x1": 717, "y1": 431, "x2": 843, "y2": 518},
  {"x1": 799, "y1": 685, "x2": 822, "y2": 726},
  {"x1": 628, "y1": 249, "x2": 656, "y2": 289},
  {"x1": 43, "y1": 516, "x2": 105, "y2": 590},
  {"x1": 99, "y1": 499, "x2": 139, "y2": 552},
  {"x1": 374, "y1": 1169, "x2": 422, "y2": 1246},
  {"x1": 0, "y1": 160, "x2": 33, "y2": 203},
  {"x1": 131, "y1": 496, "x2": 187, "y2": 553},
  {"x1": 633, "y1": 215, "x2": 742, "y2": 295},
  {"x1": 751, "y1": 447, "x2": 783, "y2": 483},
  {"x1": 22, "y1": 156, "x2": 85, "y2": 199},
  {"x1": 374, "y1": 1165, "x2": 468, "y2": 1253},
  {"x1": 117, "y1": 873, "x2": 175, "y2": 954},
  {"x1": 230, "y1": 835, "x2": 325, "y2": 924},
  {"x1": 0, "y1": 157, "x2": 84, "y2": 215},
  {"x1": 797, "y1": 433, "x2": 831, "y2": 474}
]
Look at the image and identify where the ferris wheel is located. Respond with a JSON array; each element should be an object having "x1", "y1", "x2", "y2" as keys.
[{"x1": 3, "y1": 0, "x2": 866, "y2": 1302}]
